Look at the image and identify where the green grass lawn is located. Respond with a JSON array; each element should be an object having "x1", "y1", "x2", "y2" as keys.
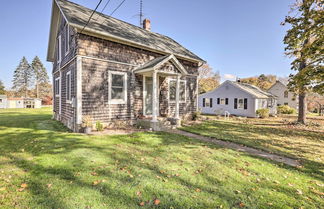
[{"x1": 0, "y1": 108, "x2": 323, "y2": 208}]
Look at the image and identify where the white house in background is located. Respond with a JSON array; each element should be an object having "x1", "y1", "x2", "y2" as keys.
[
  {"x1": 0, "y1": 95, "x2": 7, "y2": 109},
  {"x1": 267, "y1": 80, "x2": 298, "y2": 109},
  {"x1": 0, "y1": 96, "x2": 42, "y2": 109},
  {"x1": 198, "y1": 80, "x2": 277, "y2": 117}
]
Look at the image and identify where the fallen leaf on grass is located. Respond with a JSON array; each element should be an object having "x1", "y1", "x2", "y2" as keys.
[
  {"x1": 136, "y1": 191, "x2": 142, "y2": 197},
  {"x1": 93, "y1": 180, "x2": 101, "y2": 185},
  {"x1": 154, "y1": 199, "x2": 160, "y2": 205},
  {"x1": 91, "y1": 172, "x2": 98, "y2": 176},
  {"x1": 139, "y1": 202, "x2": 145, "y2": 206},
  {"x1": 21, "y1": 183, "x2": 28, "y2": 188},
  {"x1": 238, "y1": 202, "x2": 245, "y2": 208},
  {"x1": 0, "y1": 187, "x2": 6, "y2": 191},
  {"x1": 296, "y1": 189, "x2": 303, "y2": 195},
  {"x1": 195, "y1": 188, "x2": 201, "y2": 192},
  {"x1": 47, "y1": 184, "x2": 52, "y2": 188},
  {"x1": 234, "y1": 190, "x2": 241, "y2": 194}
]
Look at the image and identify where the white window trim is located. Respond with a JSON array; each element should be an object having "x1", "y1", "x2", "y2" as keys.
[
  {"x1": 108, "y1": 71, "x2": 127, "y2": 104},
  {"x1": 57, "y1": 35, "x2": 62, "y2": 64},
  {"x1": 65, "y1": 25, "x2": 70, "y2": 56},
  {"x1": 237, "y1": 98, "x2": 244, "y2": 109},
  {"x1": 55, "y1": 77, "x2": 60, "y2": 97},
  {"x1": 168, "y1": 78, "x2": 186, "y2": 103},
  {"x1": 66, "y1": 71, "x2": 72, "y2": 103}
]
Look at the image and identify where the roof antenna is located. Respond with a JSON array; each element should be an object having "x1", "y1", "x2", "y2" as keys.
[{"x1": 140, "y1": 0, "x2": 143, "y2": 27}]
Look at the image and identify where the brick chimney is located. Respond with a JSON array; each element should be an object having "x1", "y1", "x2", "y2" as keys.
[{"x1": 143, "y1": 19, "x2": 151, "y2": 31}]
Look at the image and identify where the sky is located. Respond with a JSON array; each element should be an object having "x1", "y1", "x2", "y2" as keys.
[{"x1": 0, "y1": 0, "x2": 295, "y2": 89}]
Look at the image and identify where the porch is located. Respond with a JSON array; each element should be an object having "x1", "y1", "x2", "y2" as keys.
[{"x1": 134, "y1": 54, "x2": 188, "y2": 130}]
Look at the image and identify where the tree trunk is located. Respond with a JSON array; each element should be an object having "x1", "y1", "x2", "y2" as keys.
[
  {"x1": 298, "y1": 92, "x2": 307, "y2": 124},
  {"x1": 36, "y1": 82, "x2": 39, "y2": 98}
]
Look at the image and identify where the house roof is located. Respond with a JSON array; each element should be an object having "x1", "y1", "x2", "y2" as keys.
[
  {"x1": 134, "y1": 54, "x2": 188, "y2": 75},
  {"x1": 230, "y1": 81, "x2": 276, "y2": 99},
  {"x1": 47, "y1": 0, "x2": 205, "y2": 63}
]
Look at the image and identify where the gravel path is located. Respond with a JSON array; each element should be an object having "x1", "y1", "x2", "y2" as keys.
[{"x1": 166, "y1": 129, "x2": 301, "y2": 167}]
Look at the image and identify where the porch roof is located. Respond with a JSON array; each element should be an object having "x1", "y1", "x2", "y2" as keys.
[{"x1": 134, "y1": 54, "x2": 188, "y2": 76}]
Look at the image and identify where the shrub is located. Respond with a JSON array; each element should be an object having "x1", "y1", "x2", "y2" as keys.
[
  {"x1": 256, "y1": 108, "x2": 269, "y2": 118},
  {"x1": 277, "y1": 105, "x2": 296, "y2": 114},
  {"x1": 82, "y1": 115, "x2": 93, "y2": 128},
  {"x1": 192, "y1": 111, "x2": 201, "y2": 121},
  {"x1": 96, "y1": 121, "x2": 104, "y2": 131}
]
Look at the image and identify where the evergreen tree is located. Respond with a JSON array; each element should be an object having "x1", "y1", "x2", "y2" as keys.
[
  {"x1": 12, "y1": 57, "x2": 32, "y2": 97},
  {"x1": 0, "y1": 80, "x2": 5, "y2": 95},
  {"x1": 31, "y1": 56, "x2": 49, "y2": 98},
  {"x1": 283, "y1": 0, "x2": 324, "y2": 124}
]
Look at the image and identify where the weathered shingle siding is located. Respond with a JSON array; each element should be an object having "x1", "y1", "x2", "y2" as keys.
[
  {"x1": 77, "y1": 34, "x2": 198, "y2": 123},
  {"x1": 60, "y1": 60, "x2": 77, "y2": 129},
  {"x1": 53, "y1": 16, "x2": 77, "y2": 73}
]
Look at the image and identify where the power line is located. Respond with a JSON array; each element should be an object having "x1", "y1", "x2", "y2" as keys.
[
  {"x1": 140, "y1": 0, "x2": 143, "y2": 26},
  {"x1": 110, "y1": 0, "x2": 127, "y2": 16},
  {"x1": 101, "y1": 0, "x2": 127, "y2": 25},
  {"x1": 80, "y1": 0, "x2": 103, "y2": 34},
  {"x1": 94, "y1": 0, "x2": 112, "y2": 21}
]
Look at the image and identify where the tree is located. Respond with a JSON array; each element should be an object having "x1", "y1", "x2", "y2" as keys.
[
  {"x1": 283, "y1": 0, "x2": 324, "y2": 124},
  {"x1": 31, "y1": 56, "x2": 49, "y2": 98},
  {"x1": 12, "y1": 57, "x2": 33, "y2": 97},
  {"x1": 198, "y1": 64, "x2": 220, "y2": 94},
  {"x1": 0, "y1": 80, "x2": 5, "y2": 95},
  {"x1": 241, "y1": 74, "x2": 277, "y2": 90}
]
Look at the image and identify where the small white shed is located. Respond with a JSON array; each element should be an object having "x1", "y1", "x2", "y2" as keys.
[
  {"x1": 198, "y1": 80, "x2": 277, "y2": 117},
  {"x1": 0, "y1": 95, "x2": 7, "y2": 109}
]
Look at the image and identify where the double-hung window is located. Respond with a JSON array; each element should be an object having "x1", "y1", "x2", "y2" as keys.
[
  {"x1": 109, "y1": 71, "x2": 127, "y2": 104},
  {"x1": 55, "y1": 77, "x2": 60, "y2": 97},
  {"x1": 66, "y1": 71, "x2": 72, "y2": 102},
  {"x1": 57, "y1": 35, "x2": 61, "y2": 64},
  {"x1": 65, "y1": 25, "x2": 70, "y2": 55},
  {"x1": 169, "y1": 79, "x2": 186, "y2": 102}
]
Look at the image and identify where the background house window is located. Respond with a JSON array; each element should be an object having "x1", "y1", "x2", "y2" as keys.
[
  {"x1": 284, "y1": 102, "x2": 288, "y2": 105},
  {"x1": 238, "y1": 98, "x2": 244, "y2": 109},
  {"x1": 169, "y1": 80, "x2": 186, "y2": 102},
  {"x1": 284, "y1": 90, "x2": 288, "y2": 98},
  {"x1": 220, "y1": 98, "x2": 225, "y2": 105},
  {"x1": 66, "y1": 71, "x2": 71, "y2": 101},
  {"x1": 109, "y1": 72, "x2": 127, "y2": 103},
  {"x1": 205, "y1": 98, "x2": 211, "y2": 107},
  {"x1": 0, "y1": 99, "x2": 2, "y2": 103}
]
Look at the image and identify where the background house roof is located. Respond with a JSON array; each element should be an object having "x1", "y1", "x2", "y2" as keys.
[
  {"x1": 231, "y1": 81, "x2": 276, "y2": 98},
  {"x1": 53, "y1": 0, "x2": 204, "y2": 63}
]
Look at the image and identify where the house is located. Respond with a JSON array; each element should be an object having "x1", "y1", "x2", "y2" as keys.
[
  {"x1": 23, "y1": 98, "x2": 42, "y2": 108},
  {"x1": 0, "y1": 95, "x2": 7, "y2": 109},
  {"x1": 198, "y1": 80, "x2": 277, "y2": 117},
  {"x1": 0, "y1": 97, "x2": 42, "y2": 109},
  {"x1": 7, "y1": 98, "x2": 24, "y2": 109},
  {"x1": 267, "y1": 80, "x2": 298, "y2": 109},
  {"x1": 47, "y1": 0, "x2": 204, "y2": 132}
]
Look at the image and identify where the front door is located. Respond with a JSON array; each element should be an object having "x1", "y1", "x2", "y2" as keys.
[{"x1": 144, "y1": 77, "x2": 153, "y2": 115}]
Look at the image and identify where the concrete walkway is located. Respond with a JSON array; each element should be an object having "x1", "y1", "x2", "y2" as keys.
[{"x1": 166, "y1": 129, "x2": 301, "y2": 167}]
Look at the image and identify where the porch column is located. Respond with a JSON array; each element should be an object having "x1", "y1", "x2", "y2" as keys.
[
  {"x1": 151, "y1": 71, "x2": 158, "y2": 122},
  {"x1": 175, "y1": 74, "x2": 180, "y2": 119}
]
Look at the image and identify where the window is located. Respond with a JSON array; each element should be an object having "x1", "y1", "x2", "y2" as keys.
[
  {"x1": 205, "y1": 98, "x2": 211, "y2": 107},
  {"x1": 238, "y1": 99, "x2": 244, "y2": 109},
  {"x1": 57, "y1": 35, "x2": 61, "y2": 63},
  {"x1": 0, "y1": 99, "x2": 2, "y2": 103},
  {"x1": 225, "y1": 98, "x2": 229, "y2": 105},
  {"x1": 234, "y1": 98, "x2": 247, "y2": 109},
  {"x1": 220, "y1": 98, "x2": 225, "y2": 105},
  {"x1": 169, "y1": 79, "x2": 186, "y2": 102},
  {"x1": 109, "y1": 71, "x2": 127, "y2": 104},
  {"x1": 55, "y1": 77, "x2": 60, "y2": 96},
  {"x1": 66, "y1": 71, "x2": 71, "y2": 102},
  {"x1": 65, "y1": 25, "x2": 70, "y2": 55},
  {"x1": 284, "y1": 90, "x2": 288, "y2": 98},
  {"x1": 284, "y1": 102, "x2": 288, "y2": 106},
  {"x1": 203, "y1": 98, "x2": 212, "y2": 107}
]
